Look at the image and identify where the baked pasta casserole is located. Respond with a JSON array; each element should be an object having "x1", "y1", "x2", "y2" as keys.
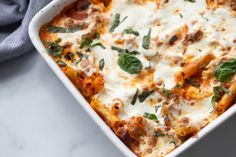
[{"x1": 40, "y1": 0, "x2": 236, "y2": 156}]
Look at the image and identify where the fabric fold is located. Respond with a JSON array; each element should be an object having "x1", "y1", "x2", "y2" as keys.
[{"x1": 0, "y1": 0, "x2": 52, "y2": 62}]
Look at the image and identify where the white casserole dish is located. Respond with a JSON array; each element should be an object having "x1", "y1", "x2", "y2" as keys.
[{"x1": 28, "y1": 0, "x2": 236, "y2": 156}]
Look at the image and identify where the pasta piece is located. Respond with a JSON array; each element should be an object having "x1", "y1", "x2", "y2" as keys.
[
  {"x1": 216, "y1": 82, "x2": 236, "y2": 114},
  {"x1": 82, "y1": 73, "x2": 105, "y2": 98},
  {"x1": 90, "y1": 98, "x2": 119, "y2": 126},
  {"x1": 206, "y1": 0, "x2": 218, "y2": 9},
  {"x1": 176, "y1": 53, "x2": 215, "y2": 83}
]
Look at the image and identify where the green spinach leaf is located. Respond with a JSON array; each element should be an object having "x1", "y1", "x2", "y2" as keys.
[
  {"x1": 118, "y1": 54, "x2": 142, "y2": 74},
  {"x1": 214, "y1": 59, "x2": 236, "y2": 82}
]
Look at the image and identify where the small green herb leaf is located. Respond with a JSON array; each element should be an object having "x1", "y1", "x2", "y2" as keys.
[
  {"x1": 118, "y1": 54, "x2": 142, "y2": 74},
  {"x1": 212, "y1": 86, "x2": 222, "y2": 104},
  {"x1": 123, "y1": 28, "x2": 139, "y2": 36},
  {"x1": 221, "y1": 86, "x2": 233, "y2": 96},
  {"x1": 184, "y1": 0, "x2": 195, "y2": 2},
  {"x1": 214, "y1": 59, "x2": 236, "y2": 82},
  {"x1": 99, "y1": 59, "x2": 105, "y2": 71},
  {"x1": 176, "y1": 83, "x2": 184, "y2": 89},
  {"x1": 201, "y1": 16, "x2": 209, "y2": 21},
  {"x1": 162, "y1": 86, "x2": 173, "y2": 99},
  {"x1": 72, "y1": 52, "x2": 88, "y2": 65},
  {"x1": 170, "y1": 141, "x2": 177, "y2": 146},
  {"x1": 142, "y1": 28, "x2": 152, "y2": 49},
  {"x1": 80, "y1": 38, "x2": 92, "y2": 49},
  {"x1": 48, "y1": 25, "x2": 66, "y2": 33},
  {"x1": 67, "y1": 25, "x2": 84, "y2": 33},
  {"x1": 212, "y1": 85, "x2": 232, "y2": 104},
  {"x1": 155, "y1": 105, "x2": 161, "y2": 113},
  {"x1": 91, "y1": 42, "x2": 106, "y2": 49},
  {"x1": 45, "y1": 42, "x2": 64, "y2": 58},
  {"x1": 57, "y1": 61, "x2": 67, "y2": 67},
  {"x1": 111, "y1": 46, "x2": 140, "y2": 55},
  {"x1": 138, "y1": 90, "x2": 155, "y2": 102},
  {"x1": 143, "y1": 112, "x2": 159, "y2": 122},
  {"x1": 65, "y1": 52, "x2": 74, "y2": 60},
  {"x1": 186, "y1": 78, "x2": 200, "y2": 87},
  {"x1": 110, "y1": 13, "x2": 128, "y2": 32},
  {"x1": 131, "y1": 89, "x2": 139, "y2": 105}
]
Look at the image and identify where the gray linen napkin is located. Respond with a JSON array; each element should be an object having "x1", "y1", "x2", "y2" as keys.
[{"x1": 0, "y1": 0, "x2": 52, "y2": 62}]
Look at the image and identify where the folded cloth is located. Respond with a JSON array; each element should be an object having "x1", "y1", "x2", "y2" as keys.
[{"x1": 0, "y1": 0, "x2": 52, "y2": 62}]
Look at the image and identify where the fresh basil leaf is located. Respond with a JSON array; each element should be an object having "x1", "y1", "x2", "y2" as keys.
[
  {"x1": 91, "y1": 42, "x2": 106, "y2": 49},
  {"x1": 131, "y1": 89, "x2": 139, "y2": 105},
  {"x1": 57, "y1": 61, "x2": 67, "y2": 67},
  {"x1": 142, "y1": 28, "x2": 151, "y2": 49},
  {"x1": 99, "y1": 59, "x2": 105, "y2": 71},
  {"x1": 111, "y1": 46, "x2": 140, "y2": 55},
  {"x1": 214, "y1": 59, "x2": 236, "y2": 82},
  {"x1": 212, "y1": 86, "x2": 222, "y2": 104},
  {"x1": 143, "y1": 112, "x2": 158, "y2": 122},
  {"x1": 45, "y1": 42, "x2": 64, "y2": 58},
  {"x1": 110, "y1": 13, "x2": 128, "y2": 32},
  {"x1": 118, "y1": 54, "x2": 142, "y2": 74},
  {"x1": 123, "y1": 28, "x2": 139, "y2": 36},
  {"x1": 212, "y1": 85, "x2": 232, "y2": 104},
  {"x1": 138, "y1": 90, "x2": 155, "y2": 102}
]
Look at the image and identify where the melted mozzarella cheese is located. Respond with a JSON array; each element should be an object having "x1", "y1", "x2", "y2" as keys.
[
  {"x1": 154, "y1": 59, "x2": 181, "y2": 90},
  {"x1": 181, "y1": 97, "x2": 214, "y2": 124}
]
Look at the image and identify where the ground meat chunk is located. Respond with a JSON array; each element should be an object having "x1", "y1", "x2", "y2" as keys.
[{"x1": 183, "y1": 30, "x2": 204, "y2": 45}]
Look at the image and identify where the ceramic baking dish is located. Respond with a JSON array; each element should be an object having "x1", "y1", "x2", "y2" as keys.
[{"x1": 28, "y1": 0, "x2": 236, "y2": 156}]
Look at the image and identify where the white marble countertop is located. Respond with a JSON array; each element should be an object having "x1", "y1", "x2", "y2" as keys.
[{"x1": 0, "y1": 51, "x2": 236, "y2": 157}]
